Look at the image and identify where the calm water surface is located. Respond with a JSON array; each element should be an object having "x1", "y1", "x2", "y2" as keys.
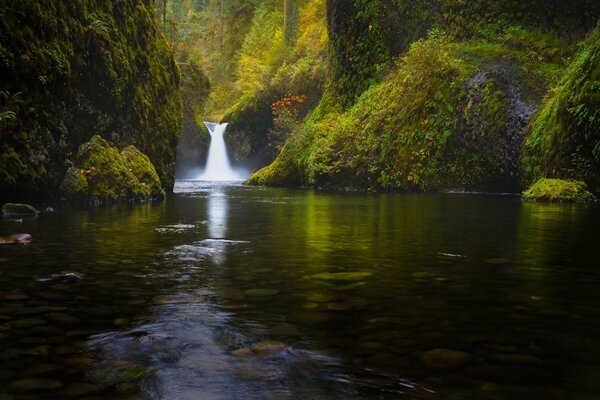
[{"x1": 1, "y1": 181, "x2": 600, "y2": 399}]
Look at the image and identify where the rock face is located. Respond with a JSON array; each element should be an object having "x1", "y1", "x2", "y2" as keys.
[
  {"x1": 61, "y1": 135, "x2": 164, "y2": 202},
  {"x1": 1, "y1": 203, "x2": 40, "y2": 215},
  {"x1": 175, "y1": 62, "x2": 211, "y2": 179},
  {"x1": 0, "y1": 0, "x2": 182, "y2": 201}
]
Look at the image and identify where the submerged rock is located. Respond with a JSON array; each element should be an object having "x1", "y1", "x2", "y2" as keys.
[
  {"x1": 420, "y1": 348, "x2": 471, "y2": 370},
  {"x1": 310, "y1": 272, "x2": 373, "y2": 281},
  {"x1": 8, "y1": 378, "x2": 63, "y2": 392},
  {"x1": 9, "y1": 233, "x2": 32, "y2": 244},
  {"x1": 1, "y1": 203, "x2": 40, "y2": 216},
  {"x1": 245, "y1": 288, "x2": 280, "y2": 297}
]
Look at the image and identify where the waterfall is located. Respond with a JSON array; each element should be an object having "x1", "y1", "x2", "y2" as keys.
[{"x1": 199, "y1": 122, "x2": 242, "y2": 181}]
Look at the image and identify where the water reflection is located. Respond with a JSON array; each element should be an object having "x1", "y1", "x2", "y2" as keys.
[
  {"x1": 207, "y1": 187, "x2": 228, "y2": 240},
  {"x1": 2, "y1": 184, "x2": 600, "y2": 399}
]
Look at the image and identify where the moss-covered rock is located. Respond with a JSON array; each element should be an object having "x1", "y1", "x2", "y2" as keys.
[
  {"x1": 61, "y1": 136, "x2": 164, "y2": 202},
  {"x1": 523, "y1": 178, "x2": 596, "y2": 202},
  {"x1": 0, "y1": 0, "x2": 182, "y2": 202}
]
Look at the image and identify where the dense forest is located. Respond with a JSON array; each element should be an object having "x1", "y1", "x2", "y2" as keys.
[{"x1": 1, "y1": 0, "x2": 599, "y2": 201}]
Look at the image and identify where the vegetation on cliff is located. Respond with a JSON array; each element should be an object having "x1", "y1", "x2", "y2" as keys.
[
  {"x1": 248, "y1": 0, "x2": 600, "y2": 195},
  {"x1": 523, "y1": 25, "x2": 600, "y2": 193},
  {"x1": 0, "y1": 0, "x2": 181, "y2": 201}
]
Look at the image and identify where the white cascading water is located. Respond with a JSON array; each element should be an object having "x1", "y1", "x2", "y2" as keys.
[{"x1": 199, "y1": 122, "x2": 242, "y2": 181}]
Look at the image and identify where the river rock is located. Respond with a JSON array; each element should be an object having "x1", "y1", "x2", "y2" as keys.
[
  {"x1": 490, "y1": 353, "x2": 543, "y2": 366},
  {"x1": 251, "y1": 340, "x2": 285, "y2": 354},
  {"x1": 2, "y1": 203, "x2": 40, "y2": 216},
  {"x1": 13, "y1": 319, "x2": 46, "y2": 328},
  {"x1": 245, "y1": 288, "x2": 279, "y2": 297},
  {"x1": 485, "y1": 258, "x2": 510, "y2": 265},
  {"x1": 45, "y1": 312, "x2": 80, "y2": 324},
  {"x1": 231, "y1": 348, "x2": 252, "y2": 356},
  {"x1": 420, "y1": 348, "x2": 471, "y2": 370},
  {"x1": 8, "y1": 378, "x2": 63, "y2": 392},
  {"x1": 9, "y1": 233, "x2": 32, "y2": 244},
  {"x1": 61, "y1": 382, "x2": 105, "y2": 397},
  {"x1": 310, "y1": 272, "x2": 373, "y2": 281}
]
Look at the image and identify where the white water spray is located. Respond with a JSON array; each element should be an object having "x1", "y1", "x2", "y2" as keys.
[{"x1": 199, "y1": 122, "x2": 243, "y2": 181}]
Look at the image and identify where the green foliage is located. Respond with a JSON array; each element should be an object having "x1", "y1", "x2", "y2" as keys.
[
  {"x1": 523, "y1": 178, "x2": 596, "y2": 202},
  {"x1": 250, "y1": 22, "x2": 574, "y2": 191},
  {"x1": 523, "y1": 24, "x2": 600, "y2": 192},
  {"x1": 61, "y1": 136, "x2": 164, "y2": 202}
]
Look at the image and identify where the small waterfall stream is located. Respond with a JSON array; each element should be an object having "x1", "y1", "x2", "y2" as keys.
[{"x1": 199, "y1": 122, "x2": 243, "y2": 181}]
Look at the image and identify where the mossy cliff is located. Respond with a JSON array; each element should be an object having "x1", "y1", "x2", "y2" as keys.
[
  {"x1": 523, "y1": 26, "x2": 600, "y2": 193},
  {"x1": 0, "y1": 0, "x2": 182, "y2": 201},
  {"x1": 175, "y1": 61, "x2": 211, "y2": 179},
  {"x1": 249, "y1": 0, "x2": 600, "y2": 196},
  {"x1": 222, "y1": 0, "x2": 327, "y2": 172},
  {"x1": 61, "y1": 135, "x2": 164, "y2": 202}
]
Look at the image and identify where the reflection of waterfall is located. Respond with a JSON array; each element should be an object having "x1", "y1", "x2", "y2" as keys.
[
  {"x1": 200, "y1": 122, "x2": 242, "y2": 181},
  {"x1": 208, "y1": 189, "x2": 227, "y2": 239}
]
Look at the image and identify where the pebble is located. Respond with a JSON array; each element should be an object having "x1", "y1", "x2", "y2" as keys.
[
  {"x1": 306, "y1": 293, "x2": 334, "y2": 303},
  {"x1": 485, "y1": 258, "x2": 510, "y2": 265},
  {"x1": 410, "y1": 272, "x2": 437, "y2": 279},
  {"x1": 231, "y1": 348, "x2": 252, "y2": 356},
  {"x1": 61, "y1": 382, "x2": 105, "y2": 397},
  {"x1": 251, "y1": 340, "x2": 285, "y2": 354},
  {"x1": 13, "y1": 319, "x2": 46, "y2": 328},
  {"x1": 310, "y1": 272, "x2": 373, "y2": 281},
  {"x1": 245, "y1": 288, "x2": 280, "y2": 297},
  {"x1": 21, "y1": 363, "x2": 63, "y2": 377},
  {"x1": 490, "y1": 353, "x2": 543, "y2": 365},
  {"x1": 8, "y1": 378, "x2": 63, "y2": 392},
  {"x1": 45, "y1": 313, "x2": 80, "y2": 324},
  {"x1": 420, "y1": 348, "x2": 472, "y2": 370}
]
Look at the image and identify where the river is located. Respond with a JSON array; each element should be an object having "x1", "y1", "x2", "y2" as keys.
[{"x1": 1, "y1": 181, "x2": 599, "y2": 399}]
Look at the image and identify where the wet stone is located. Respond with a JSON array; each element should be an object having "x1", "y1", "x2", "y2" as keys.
[
  {"x1": 231, "y1": 348, "x2": 252, "y2": 356},
  {"x1": 21, "y1": 346, "x2": 51, "y2": 356},
  {"x1": 45, "y1": 313, "x2": 80, "y2": 324},
  {"x1": 251, "y1": 340, "x2": 285, "y2": 354},
  {"x1": 245, "y1": 289, "x2": 280, "y2": 297},
  {"x1": 410, "y1": 272, "x2": 437, "y2": 279},
  {"x1": 310, "y1": 272, "x2": 373, "y2": 281},
  {"x1": 306, "y1": 293, "x2": 334, "y2": 303},
  {"x1": 3, "y1": 294, "x2": 29, "y2": 301},
  {"x1": 420, "y1": 349, "x2": 472, "y2": 370},
  {"x1": 8, "y1": 378, "x2": 63, "y2": 392},
  {"x1": 61, "y1": 382, "x2": 105, "y2": 397},
  {"x1": 485, "y1": 258, "x2": 510, "y2": 265},
  {"x1": 12, "y1": 319, "x2": 45, "y2": 328},
  {"x1": 21, "y1": 363, "x2": 63, "y2": 377},
  {"x1": 490, "y1": 353, "x2": 543, "y2": 366}
]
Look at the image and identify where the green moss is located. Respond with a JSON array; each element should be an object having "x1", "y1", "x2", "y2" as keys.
[
  {"x1": 252, "y1": 25, "x2": 566, "y2": 191},
  {"x1": 61, "y1": 135, "x2": 164, "y2": 202},
  {"x1": 523, "y1": 178, "x2": 596, "y2": 202},
  {"x1": 523, "y1": 24, "x2": 600, "y2": 193}
]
